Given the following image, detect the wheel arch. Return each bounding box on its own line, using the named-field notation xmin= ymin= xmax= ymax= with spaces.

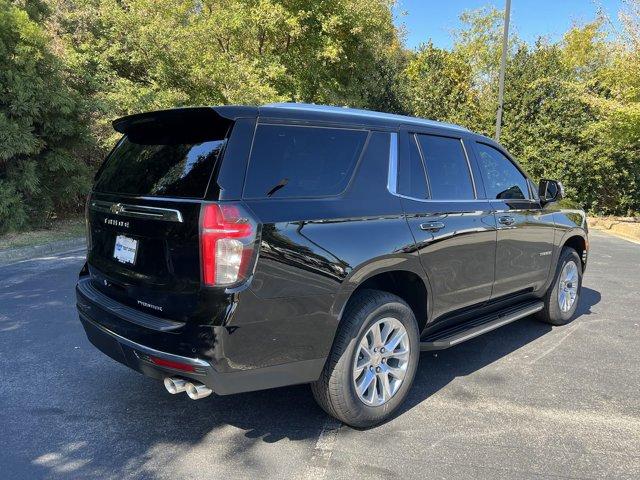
xmin=560 ymin=232 xmax=588 ymax=271
xmin=333 ymin=266 xmax=431 ymax=335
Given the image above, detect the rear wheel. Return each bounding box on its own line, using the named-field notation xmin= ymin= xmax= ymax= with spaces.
xmin=537 ymin=247 xmax=582 ymax=326
xmin=311 ymin=289 xmax=420 ymax=428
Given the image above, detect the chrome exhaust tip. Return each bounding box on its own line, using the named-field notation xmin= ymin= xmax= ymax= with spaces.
xmin=185 ymin=381 xmax=213 ymax=400
xmin=164 ymin=377 xmax=188 ymax=394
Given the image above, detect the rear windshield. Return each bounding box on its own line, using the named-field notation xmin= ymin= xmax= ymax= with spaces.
xmin=94 ymin=137 xmax=225 ymax=198
xmin=244 ymin=125 xmax=368 ymax=199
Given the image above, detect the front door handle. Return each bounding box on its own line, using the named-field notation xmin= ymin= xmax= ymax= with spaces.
xmin=498 ymin=215 xmax=515 ymax=226
xmin=420 ymin=221 xmax=445 ymax=232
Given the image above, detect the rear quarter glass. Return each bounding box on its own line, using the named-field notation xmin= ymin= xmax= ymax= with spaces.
xmin=94 ymin=137 xmax=226 ymax=199
xmin=243 ymin=124 xmax=368 ymax=199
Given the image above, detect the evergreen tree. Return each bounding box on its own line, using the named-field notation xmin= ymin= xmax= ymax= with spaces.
xmin=0 ymin=0 xmax=92 ymax=231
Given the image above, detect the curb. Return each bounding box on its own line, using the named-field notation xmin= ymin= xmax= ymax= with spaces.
xmin=0 ymin=237 xmax=86 ymax=265
xmin=590 ymin=229 xmax=640 ymax=246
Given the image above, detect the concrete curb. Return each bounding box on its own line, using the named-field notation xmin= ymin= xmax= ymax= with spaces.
xmin=0 ymin=237 xmax=86 ymax=265
xmin=588 ymin=216 xmax=640 ymax=244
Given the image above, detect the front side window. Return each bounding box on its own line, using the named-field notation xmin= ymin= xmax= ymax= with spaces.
xmin=244 ymin=125 xmax=367 ymax=199
xmin=416 ymin=134 xmax=475 ymax=200
xmin=475 ymin=143 xmax=529 ymax=200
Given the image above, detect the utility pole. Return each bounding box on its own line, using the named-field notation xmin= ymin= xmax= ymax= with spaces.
xmin=495 ymin=0 xmax=512 ymax=142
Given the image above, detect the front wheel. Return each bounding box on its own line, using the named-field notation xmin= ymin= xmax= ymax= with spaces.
xmin=311 ymin=289 xmax=420 ymax=428
xmin=537 ymin=247 xmax=583 ymax=326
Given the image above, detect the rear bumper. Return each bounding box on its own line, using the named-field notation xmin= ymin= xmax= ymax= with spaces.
xmin=76 ymin=278 xmax=326 ymax=395
xmin=79 ymin=312 xmax=212 ymax=383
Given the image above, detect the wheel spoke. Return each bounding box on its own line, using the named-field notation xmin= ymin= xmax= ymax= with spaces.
xmin=354 ymin=359 xmax=368 ymax=377
xmin=367 ymin=374 xmax=378 ymax=404
xmin=371 ymin=323 xmax=383 ymax=348
xmin=379 ymin=321 xmax=393 ymax=345
xmin=389 ymin=348 xmax=409 ymax=362
xmin=357 ymin=368 xmax=375 ymax=396
xmin=384 ymin=330 xmax=406 ymax=354
xmin=378 ymin=372 xmax=392 ymax=401
xmin=386 ymin=363 xmax=406 ymax=380
xmin=359 ymin=336 xmax=372 ymax=359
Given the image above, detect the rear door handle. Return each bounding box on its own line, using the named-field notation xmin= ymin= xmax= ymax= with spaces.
xmin=420 ymin=221 xmax=445 ymax=232
xmin=498 ymin=215 xmax=515 ymax=226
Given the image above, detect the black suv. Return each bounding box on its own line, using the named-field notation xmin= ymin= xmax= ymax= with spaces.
xmin=77 ymin=103 xmax=588 ymax=427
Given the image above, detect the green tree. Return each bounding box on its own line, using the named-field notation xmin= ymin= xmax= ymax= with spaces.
xmin=0 ymin=0 xmax=92 ymax=232
xmin=3 ymin=0 xmax=639 ymax=228
xmin=452 ymin=5 xmax=514 ymax=135
xmin=48 ymin=0 xmax=404 ymax=147
xmin=499 ymin=42 xmax=601 ymax=209
xmin=496 ymin=18 xmax=640 ymax=215
xmin=401 ymin=42 xmax=480 ymax=129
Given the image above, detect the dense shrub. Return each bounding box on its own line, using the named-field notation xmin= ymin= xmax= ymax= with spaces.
xmin=0 ymin=0 xmax=92 ymax=232
xmin=1 ymin=1 xmax=639 ymax=232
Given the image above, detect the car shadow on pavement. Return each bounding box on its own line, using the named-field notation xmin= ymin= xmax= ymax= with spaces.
xmin=574 ymin=287 xmax=601 ymax=316
xmin=19 ymin=288 xmax=602 ymax=479
xmin=392 ymin=286 xmax=602 ymax=423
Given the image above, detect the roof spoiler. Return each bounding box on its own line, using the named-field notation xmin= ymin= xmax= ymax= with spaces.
xmin=112 ymin=107 xmax=236 ymax=144
xmin=112 ymin=105 xmax=257 ymax=144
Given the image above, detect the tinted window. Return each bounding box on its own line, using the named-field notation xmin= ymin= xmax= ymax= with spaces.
xmin=244 ymin=125 xmax=367 ymax=199
xmin=528 ymin=179 xmax=539 ymax=200
xmin=95 ymin=137 xmax=224 ymax=198
xmin=475 ymin=143 xmax=529 ymax=200
xmin=397 ymin=134 xmax=428 ymax=199
xmin=416 ymin=135 xmax=475 ymax=200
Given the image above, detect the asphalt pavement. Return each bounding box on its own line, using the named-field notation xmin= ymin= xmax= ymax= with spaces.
xmin=0 ymin=231 xmax=638 ymax=479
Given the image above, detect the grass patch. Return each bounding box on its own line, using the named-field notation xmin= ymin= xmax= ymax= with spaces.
xmin=0 ymin=218 xmax=85 ymax=251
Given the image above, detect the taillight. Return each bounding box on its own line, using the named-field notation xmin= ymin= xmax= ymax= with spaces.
xmin=199 ymin=203 xmax=259 ymax=287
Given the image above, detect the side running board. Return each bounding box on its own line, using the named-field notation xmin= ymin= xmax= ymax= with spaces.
xmin=420 ymin=301 xmax=544 ymax=351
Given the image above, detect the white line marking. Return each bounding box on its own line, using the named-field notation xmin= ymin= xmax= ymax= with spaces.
xmin=304 ymin=417 xmax=342 ymax=480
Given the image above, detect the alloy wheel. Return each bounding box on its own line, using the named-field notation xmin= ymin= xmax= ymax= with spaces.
xmin=352 ymin=317 xmax=410 ymax=406
xmin=558 ymin=260 xmax=579 ymax=312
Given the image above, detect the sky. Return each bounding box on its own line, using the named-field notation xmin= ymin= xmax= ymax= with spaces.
xmin=394 ymin=0 xmax=627 ymax=50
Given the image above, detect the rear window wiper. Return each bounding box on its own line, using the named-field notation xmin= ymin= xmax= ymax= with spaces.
xmin=266 ymin=178 xmax=289 ymax=197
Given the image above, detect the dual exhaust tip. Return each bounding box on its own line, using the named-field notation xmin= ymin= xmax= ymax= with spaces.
xmin=164 ymin=377 xmax=212 ymax=400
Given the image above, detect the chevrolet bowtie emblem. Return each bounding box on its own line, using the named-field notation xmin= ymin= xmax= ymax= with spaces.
xmin=110 ymin=203 xmax=124 ymax=215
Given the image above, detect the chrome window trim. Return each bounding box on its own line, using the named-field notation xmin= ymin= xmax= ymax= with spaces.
xmin=460 ymin=139 xmax=478 ymax=199
xmin=90 ymin=200 xmax=184 ymax=223
xmin=413 ymin=133 xmax=432 ymax=198
xmin=387 ymin=132 xmax=399 ymax=195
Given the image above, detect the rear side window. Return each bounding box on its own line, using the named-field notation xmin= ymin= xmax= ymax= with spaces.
xmin=416 ymin=134 xmax=475 ymax=200
xmin=397 ymin=134 xmax=429 ymax=199
xmin=475 ymin=143 xmax=529 ymax=200
xmin=244 ymin=125 xmax=367 ymax=199
xmin=95 ymin=137 xmax=225 ymax=198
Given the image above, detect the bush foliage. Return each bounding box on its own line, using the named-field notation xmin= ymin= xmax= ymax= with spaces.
xmin=1 ymin=0 xmax=639 ymax=231
xmin=1 ymin=0 xmax=92 ymax=231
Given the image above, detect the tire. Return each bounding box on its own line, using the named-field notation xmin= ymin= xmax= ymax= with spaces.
xmin=311 ymin=289 xmax=420 ymax=428
xmin=536 ymin=247 xmax=583 ymax=326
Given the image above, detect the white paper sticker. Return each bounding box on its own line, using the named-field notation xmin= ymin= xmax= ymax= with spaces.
xmin=113 ymin=235 xmax=138 ymax=265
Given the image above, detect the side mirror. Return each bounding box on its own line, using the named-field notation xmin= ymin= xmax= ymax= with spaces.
xmin=538 ymin=179 xmax=564 ymax=204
